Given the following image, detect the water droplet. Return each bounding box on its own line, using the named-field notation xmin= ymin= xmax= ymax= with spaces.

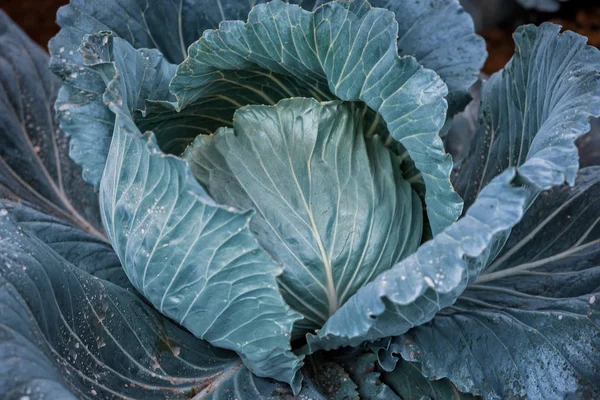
xmin=424 ymin=276 xmax=434 ymax=288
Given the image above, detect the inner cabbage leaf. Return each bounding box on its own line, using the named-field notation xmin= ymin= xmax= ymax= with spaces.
xmin=172 ymin=0 xmax=461 ymax=235
xmin=185 ymin=98 xmax=423 ymax=335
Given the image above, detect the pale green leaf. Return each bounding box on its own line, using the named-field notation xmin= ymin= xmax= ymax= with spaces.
xmin=99 ymin=83 xmax=303 ymax=391
xmin=184 ymin=98 xmax=422 ymax=336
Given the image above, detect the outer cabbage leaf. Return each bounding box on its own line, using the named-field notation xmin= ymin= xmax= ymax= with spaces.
xmin=307 ymin=23 xmax=600 ymax=351
xmin=0 ymin=16 xmax=312 ymax=398
xmin=304 ymin=0 xmax=485 ymax=117
xmin=171 ymin=0 xmax=462 ymax=235
xmin=0 ymin=11 xmax=103 ymax=240
xmin=184 ymin=98 xmax=423 ymax=335
xmin=0 ymin=209 xmax=329 ymax=400
xmin=454 ymin=23 xmax=600 ymax=209
xmin=370 ymin=0 xmax=486 ymax=117
xmin=380 ymin=360 xmax=473 ymax=400
xmin=445 ymin=79 xmax=482 ymax=164
xmin=336 ymin=352 xmax=400 ymax=400
xmin=384 ymin=167 xmax=600 ymax=399
xmin=50 ymin=0 xmax=484 ymax=193
xmin=48 ymin=0 xmax=267 ymax=186
xmin=99 ymin=57 xmax=303 ymax=390
xmin=1 ymin=202 xmax=130 ymax=289
xmin=51 ymin=30 xmax=176 ymax=186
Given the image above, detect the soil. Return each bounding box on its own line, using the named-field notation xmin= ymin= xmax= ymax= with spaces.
xmin=2 ymin=0 xmax=599 ymax=74
xmin=3 ymin=0 xmax=68 ymax=51
xmin=481 ymin=1 xmax=600 ymax=74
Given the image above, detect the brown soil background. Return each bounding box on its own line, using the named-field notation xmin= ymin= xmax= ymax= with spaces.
xmin=2 ymin=0 xmax=600 ymax=75
xmin=482 ymin=1 xmax=600 ymax=74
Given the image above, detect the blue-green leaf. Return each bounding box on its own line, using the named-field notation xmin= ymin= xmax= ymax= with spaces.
xmin=50 ymin=0 xmax=263 ymax=65
xmin=50 ymin=0 xmax=484 ymax=192
xmin=172 ymin=0 xmax=461 ymax=235
xmin=385 ymin=166 xmax=600 ymax=399
xmin=445 ymin=79 xmax=481 ymax=164
xmin=184 ymin=98 xmax=422 ymax=336
xmin=99 ymin=71 xmax=303 ymax=390
xmin=380 ymin=359 xmax=473 ymax=400
xmin=51 ymin=30 xmax=177 ymax=186
xmin=370 ymin=0 xmax=486 ymax=117
xmin=48 ymin=0 xmax=330 ymax=188
xmin=2 ymin=202 xmax=130 ymax=289
xmin=48 ymin=0 xmax=266 ymax=187
xmin=0 ymin=11 xmax=103 ymax=240
xmin=308 ymin=168 xmax=529 ymax=351
xmin=454 ymin=23 xmax=600 ymax=209
xmin=338 ymin=352 xmax=401 ymax=400
xmin=308 ymin=23 xmax=600 ymax=353
xmin=0 ymin=207 xmax=327 ymax=400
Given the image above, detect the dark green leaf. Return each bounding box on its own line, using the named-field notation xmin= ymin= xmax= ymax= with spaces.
xmin=370 ymin=0 xmax=486 ymax=117
xmin=0 ymin=11 xmax=103 ymax=240
xmin=2 ymin=202 xmax=130 ymax=289
xmin=308 ymin=23 xmax=600 ymax=354
xmin=381 ymin=360 xmax=473 ymax=400
xmin=454 ymin=23 xmax=600 ymax=209
xmin=340 ymin=352 xmax=401 ymax=400
xmin=0 ymin=207 xmax=318 ymax=400
xmin=386 ymin=167 xmax=600 ymax=399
